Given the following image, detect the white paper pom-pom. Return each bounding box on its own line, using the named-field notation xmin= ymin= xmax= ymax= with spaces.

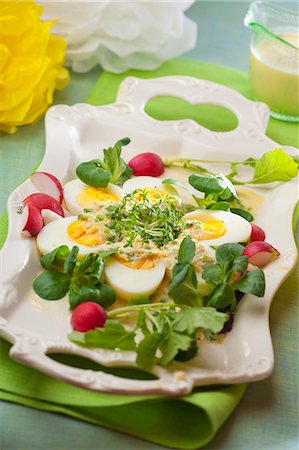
xmin=39 ymin=0 xmax=197 ymax=73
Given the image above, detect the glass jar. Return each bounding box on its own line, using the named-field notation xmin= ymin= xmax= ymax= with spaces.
xmin=244 ymin=1 xmax=299 ymax=122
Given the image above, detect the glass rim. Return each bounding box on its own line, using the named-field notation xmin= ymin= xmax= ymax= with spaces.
xmin=244 ymin=1 xmax=299 ymax=53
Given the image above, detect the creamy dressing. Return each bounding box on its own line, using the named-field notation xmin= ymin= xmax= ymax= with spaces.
xmin=250 ymin=32 xmax=299 ymax=116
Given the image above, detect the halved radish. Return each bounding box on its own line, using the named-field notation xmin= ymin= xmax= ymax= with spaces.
xmin=242 ymin=241 xmax=280 ymax=268
xmin=21 ymin=204 xmax=44 ymax=237
xmin=250 ymin=223 xmax=266 ymax=242
xmin=24 ymin=193 xmax=64 ymax=217
xmin=30 ymin=172 xmax=63 ymax=204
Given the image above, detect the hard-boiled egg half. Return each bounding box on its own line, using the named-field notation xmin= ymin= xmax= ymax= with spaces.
xmin=122 ymin=176 xmax=176 ymax=203
xmin=36 ymin=216 xmax=108 ymax=256
xmin=63 ymin=179 xmax=124 ymax=215
xmin=104 ymin=255 xmax=165 ymax=300
xmin=184 ymin=210 xmax=251 ymax=246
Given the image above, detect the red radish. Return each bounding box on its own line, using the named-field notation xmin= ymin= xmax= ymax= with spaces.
xmin=250 ymin=223 xmax=266 ymax=242
xmin=24 ymin=193 xmax=64 ymax=217
xmin=30 ymin=172 xmax=63 ymax=204
xmin=71 ymin=302 xmax=107 ymax=332
xmin=242 ymin=241 xmax=280 ymax=268
xmin=21 ymin=204 xmax=44 ymax=237
xmin=128 ymin=152 xmax=164 ymax=177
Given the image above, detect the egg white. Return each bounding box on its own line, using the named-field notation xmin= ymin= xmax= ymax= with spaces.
xmin=122 ymin=176 xmax=165 ymax=193
xmin=104 ymin=258 xmax=166 ymax=300
xmin=36 ymin=216 xmax=107 ymax=256
xmin=63 ymin=179 xmax=124 ymax=215
xmin=184 ymin=210 xmax=251 ymax=246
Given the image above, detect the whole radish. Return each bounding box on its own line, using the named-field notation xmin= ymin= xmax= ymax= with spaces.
xmin=128 ymin=153 xmax=164 ymax=177
xmin=71 ymin=302 xmax=107 ymax=332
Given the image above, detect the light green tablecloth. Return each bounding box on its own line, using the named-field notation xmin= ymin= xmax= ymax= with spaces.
xmin=0 ymin=58 xmax=298 ymax=450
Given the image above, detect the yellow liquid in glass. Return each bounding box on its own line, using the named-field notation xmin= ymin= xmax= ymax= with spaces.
xmin=250 ymin=32 xmax=299 ymax=118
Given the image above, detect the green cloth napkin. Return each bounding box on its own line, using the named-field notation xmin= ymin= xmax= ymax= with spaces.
xmin=0 ymin=58 xmax=298 ymax=450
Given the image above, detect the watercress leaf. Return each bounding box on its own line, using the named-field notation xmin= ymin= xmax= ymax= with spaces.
xmin=250 ymin=148 xmax=298 ymax=184
xmin=178 ymin=236 xmax=195 ymax=263
xmin=76 ymin=160 xmax=111 ymax=187
xmin=218 ymin=174 xmax=238 ymax=199
xmin=173 ymin=306 xmax=229 ymax=334
xmin=193 ymin=196 xmax=208 ymax=209
xmin=189 ymin=174 xmax=227 ymax=194
xmin=68 ymin=285 xmax=80 ymax=310
xmin=103 ymin=138 xmax=131 ymax=184
xmin=170 ymin=262 xmax=190 ymax=284
xmin=96 ymin=248 xmax=118 ymax=259
xmin=137 ymin=309 xmax=150 ymax=336
xmin=181 ymin=203 xmax=198 ymax=214
xmin=202 ymin=263 xmax=223 ymax=284
xmin=229 ymin=255 xmax=248 ymax=276
xmin=235 ymin=268 xmax=265 ymax=297
xmin=63 ymin=246 xmax=79 ymax=276
xmin=115 ymin=137 xmax=131 ymax=148
xmin=207 ymin=201 xmax=231 ymax=211
xmin=73 ymin=253 xmax=105 ymax=285
xmin=128 ymin=295 xmax=151 ymax=306
xmin=243 ymin=157 xmax=257 ymax=168
xmin=40 ymin=245 xmax=70 ymax=269
xmin=174 ymin=337 xmax=198 ymax=362
xmin=219 ymin=187 xmax=234 ymax=201
xmin=68 ymin=319 xmax=137 ymax=351
xmin=33 ymin=270 xmax=71 ymax=300
xmin=136 ymin=332 xmax=160 ymax=371
xmin=169 ymin=263 xmax=202 ymax=307
xmin=93 ymin=283 xmax=116 ymax=308
xmin=162 ymin=178 xmax=197 ymax=196
xmin=216 ymin=243 xmax=245 ymax=265
xmin=159 ymin=330 xmax=191 ymax=366
xmin=207 ymin=282 xmax=236 ymax=309
xmin=115 ymin=163 xmax=133 ymax=187
xmin=230 ymin=207 xmax=254 ymax=222
xmin=69 ymin=283 xmax=116 ymax=310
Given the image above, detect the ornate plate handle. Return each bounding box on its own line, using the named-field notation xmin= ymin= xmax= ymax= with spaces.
xmin=116 ymin=75 xmax=279 ymax=154
xmin=7 ymin=335 xmax=193 ymax=396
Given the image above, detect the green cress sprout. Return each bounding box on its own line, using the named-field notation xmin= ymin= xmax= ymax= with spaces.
xmin=106 ymin=191 xmax=186 ymax=247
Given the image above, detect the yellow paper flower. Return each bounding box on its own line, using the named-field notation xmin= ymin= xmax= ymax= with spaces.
xmin=0 ymin=1 xmax=69 ymax=133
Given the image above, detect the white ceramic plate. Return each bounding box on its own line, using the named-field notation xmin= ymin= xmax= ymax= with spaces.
xmin=0 ymin=76 xmax=297 ymax=396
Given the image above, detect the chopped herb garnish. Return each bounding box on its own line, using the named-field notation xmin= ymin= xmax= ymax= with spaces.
xmin=106 ymin=190 xmax=186 ymax=247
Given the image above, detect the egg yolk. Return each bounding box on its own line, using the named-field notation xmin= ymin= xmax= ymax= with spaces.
xmin=67 ymin=220 xmax=106 ymax=246
xmin=133 ymin=188 xmax=168 ymax=203
xmin=188 ymin=214 xmax=226 ymax=240
xmin=77 ymin=187 xmax=119 ymax=207
xmin=116 ymin=254 xmax=159 ymax=270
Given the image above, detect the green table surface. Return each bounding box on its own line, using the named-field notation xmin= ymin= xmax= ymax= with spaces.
xmin=0 ymin=2 xmax=298 ymax=450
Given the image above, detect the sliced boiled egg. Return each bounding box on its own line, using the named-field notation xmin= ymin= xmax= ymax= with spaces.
xmin=122 ymin=176 xmax=175 ymax=203
xmin=104 ymin=255 xmax=166 ymax=300
xmin=36 ymin=216 xmax=108 ymax=255
xmin=63 ymin=179 xmax=124 ymax=215
xmin=184 ymin=210 xmax=251 ymax=246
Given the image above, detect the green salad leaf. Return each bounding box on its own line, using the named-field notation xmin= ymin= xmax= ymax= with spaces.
xmin=250 ymin=148 xmax=298 ymax=184
xmin=76 ymin=138 xmax=132 ymax=187
xmin=33 ymin=246 xmax=116 ymax=309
